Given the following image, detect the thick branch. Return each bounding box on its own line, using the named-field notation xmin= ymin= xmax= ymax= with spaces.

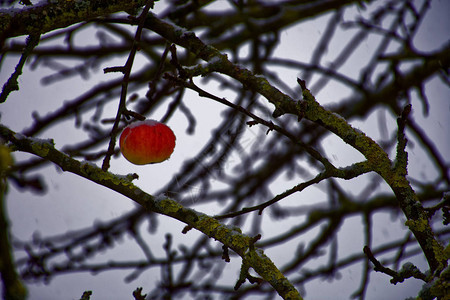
xmin=0 ymin=0 xmax=147 ymax=40
xmin=0 ymin=124 xmax=302 ymax=300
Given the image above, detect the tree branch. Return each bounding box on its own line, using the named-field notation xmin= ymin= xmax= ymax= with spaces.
xmin=0 ymin=34 xmax=40 ymax=103
xmin=0 ymin=145 xmax=27 ymax=300
xmin=101 ymin=0 xmax=155 ymax=171
xmin=0 ymin=0 xmax=148 ymax=41
xmin=0 ymin=124 xmax=302 ymax=300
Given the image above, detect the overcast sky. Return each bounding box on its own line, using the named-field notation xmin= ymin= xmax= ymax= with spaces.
xmin=1 ymin=1 xmax=449 ymax=299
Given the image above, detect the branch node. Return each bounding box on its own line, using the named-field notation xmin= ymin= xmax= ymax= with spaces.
xmin=182 ymin=225 xmax=193 ymax=234
xmin=123 ymin=110 xmax=146 ymax=121
xmin=297 ymin=77 xmax=306 ymax=90
xmin=103 ymin=66 xmax=126 ymax=74
xmin=250 ymin=234 xmax=262 ymax=246
xmin=222 ymin=245 xmax=230 ymax=262
xmin=132 ymin=287 xmax=147 ymax=300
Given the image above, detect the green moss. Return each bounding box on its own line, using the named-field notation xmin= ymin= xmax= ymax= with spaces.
xmin=444 ymin=242 xmax=450 ymax=260
xmin=230 ymin=231 xmax=251 ymax=251
xmin=78 ymin=162 xmax=135 ymax=189
xmin=302 ymin=92 xmax=394 ymax=178
xmin=429 ymin=267 xmax=450 ymax=299
xmin=212 ymin=224 xmax=234 ymax=244
xmin=431 ymin=239 xmax=447 ymax=271
xmin=284 ymin=290 xmax=302 ymax=300
xmin=245 ymin=248 xmax=302 ymax=299
xmin=157 ymin=198 xmax=184 ymax=214
xmin=196 ymin=214 xmax=220 ymax=235
xmin=390 ymin=175 xmax=412 ymax=189
xmin=193 ymin=215 xmax=250 ymax=253
xmin=405 ymin=218 xmax=429 ymax=232
xmin=302 ymin=88 xmax=315 ymax=102
xmin=30 ymin=140 xmax=51 ymax=157
xmin=111 ymin=176 xmax=128 ymax=186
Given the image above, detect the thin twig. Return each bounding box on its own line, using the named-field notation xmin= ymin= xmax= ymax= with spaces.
xmin=363 ymin=245 xmax=428 ymax=284
xmin=215 ymin=171 xmax=330 ymax=220
xmin=101 ymin=1 xmax=155 ymax=171
xmin=0 ymin=34 xmax=40 ymax=103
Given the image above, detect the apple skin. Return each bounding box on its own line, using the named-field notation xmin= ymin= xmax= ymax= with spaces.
xmin=119 ymin=120 xmax=176 ymax=165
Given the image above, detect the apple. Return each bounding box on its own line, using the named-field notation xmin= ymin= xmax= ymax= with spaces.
xmin=119 ymin=120 xmax=176 ymax=165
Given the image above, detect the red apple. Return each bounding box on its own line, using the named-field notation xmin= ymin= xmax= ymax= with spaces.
xmin=119 ymin=120 xmax=176 ymax=165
